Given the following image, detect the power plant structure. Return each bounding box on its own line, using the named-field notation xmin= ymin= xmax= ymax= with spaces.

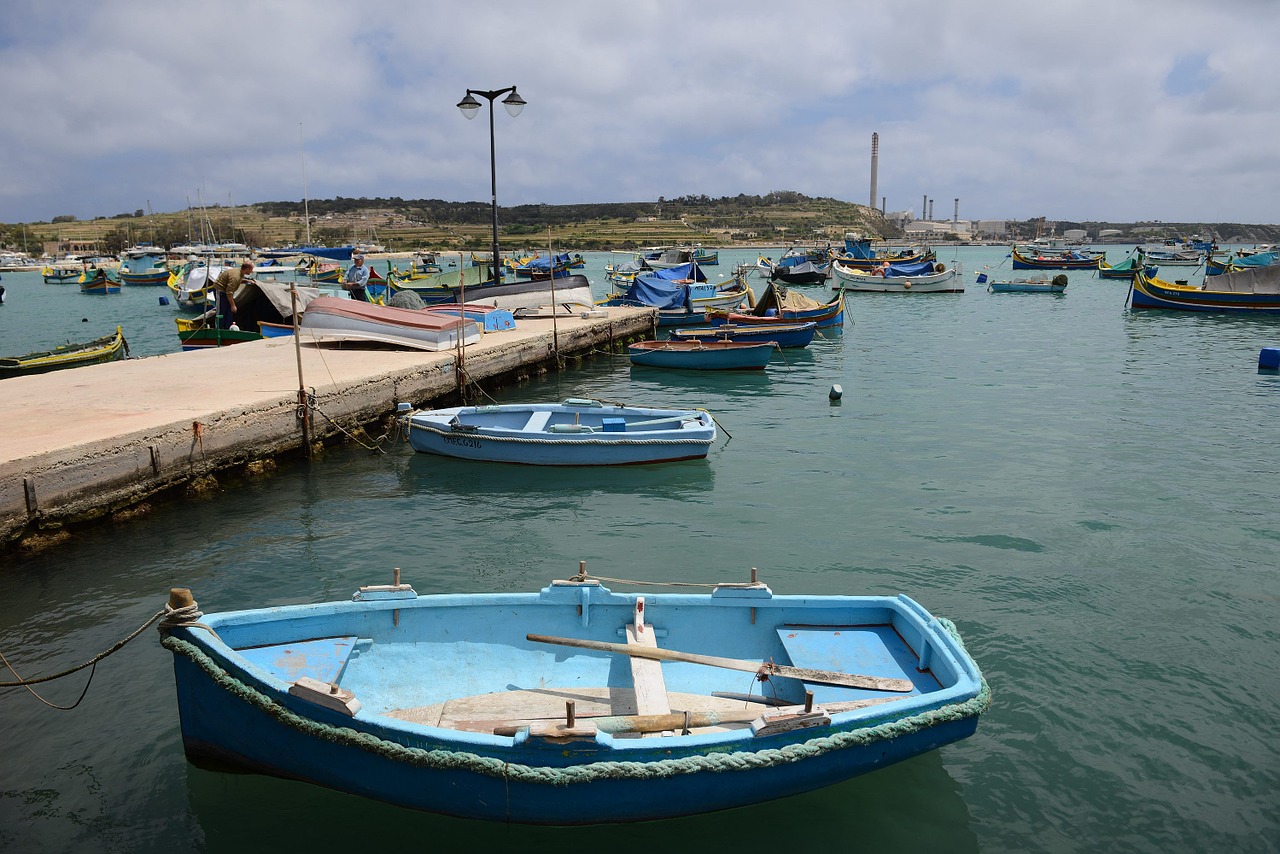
xmin=869 ymin=133 xmax=879 ymax=210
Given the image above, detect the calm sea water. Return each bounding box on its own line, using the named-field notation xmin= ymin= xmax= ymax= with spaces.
xmin=2 ymin=248 xmax=1277 ymax=852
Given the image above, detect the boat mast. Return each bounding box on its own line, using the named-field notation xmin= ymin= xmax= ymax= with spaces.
xmin=548 ymin=225 xmax=559 ymax=366
xmin=300 ymin=123 xmax=311 ymax=246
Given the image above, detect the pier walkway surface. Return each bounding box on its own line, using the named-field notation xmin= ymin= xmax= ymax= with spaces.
xmin=1 ymin=307 xmax=654 ymax=547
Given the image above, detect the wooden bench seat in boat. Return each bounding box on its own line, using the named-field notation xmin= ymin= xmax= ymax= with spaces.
xmin=235 ymin=636 xmax=360 ymax=685
xmin=524 ymin=410 xmax=553 ymax=432
xmin=626 ymin=597 xmax=671 ymax=732
xmin=384 ymin=687 xmax=757 ymax=735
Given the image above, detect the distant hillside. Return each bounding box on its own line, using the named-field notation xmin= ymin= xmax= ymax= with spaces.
xmin=252 ymin=191 xmax=896 ymax=250
xmin=5 ymin=193 xmax=1278 ymax=254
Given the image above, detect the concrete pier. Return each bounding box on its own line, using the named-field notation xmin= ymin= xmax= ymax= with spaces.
xmin=1 ymin=307 xmax=655 ymax=549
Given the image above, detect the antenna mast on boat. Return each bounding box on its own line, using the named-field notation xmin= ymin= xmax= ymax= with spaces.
xmin=300 ymin=123 xmax=311 ymax=245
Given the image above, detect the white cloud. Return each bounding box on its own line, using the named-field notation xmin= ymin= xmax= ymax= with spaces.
xmin=1 ymin=0 xmax=1277 ymax=224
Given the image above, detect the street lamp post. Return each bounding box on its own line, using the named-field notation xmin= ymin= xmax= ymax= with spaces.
xmin=456 ymin=86 xmax=526 ymax=284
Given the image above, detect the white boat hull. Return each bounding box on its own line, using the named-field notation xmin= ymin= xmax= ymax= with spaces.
xmin=832 ymin=261 xmax=963 ymax=293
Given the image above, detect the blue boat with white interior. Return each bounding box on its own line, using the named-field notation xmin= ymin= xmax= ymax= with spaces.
xmin=402 ymin=398 xmax=718 ymax=465
xmin=159 ymin=567 xmax=988 ymax=823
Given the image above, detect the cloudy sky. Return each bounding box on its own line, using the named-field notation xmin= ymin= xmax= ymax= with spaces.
xmin=2 ymin=0 xmax=1277 ymax=226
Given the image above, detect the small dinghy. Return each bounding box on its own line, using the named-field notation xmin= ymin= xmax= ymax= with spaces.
xmin=627 ymin=339 xmax=775 ymax=370
xmin=159 ymin=564 xmax=988 ymax=824
xmin=402 ymin=398 xmax=718 ymax=465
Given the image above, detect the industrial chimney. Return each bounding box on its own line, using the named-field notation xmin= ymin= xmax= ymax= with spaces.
xmin=954 ymin=198 xmax=959 ymax=223
xmin=869 ymin=133 xmax=879 ymax=210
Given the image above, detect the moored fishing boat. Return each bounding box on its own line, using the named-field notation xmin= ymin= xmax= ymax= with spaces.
xmin=708 ymin=281 xmax=844 ymax=328
xmin=1129 ymin=267 xmax=1280 ymax=314
xmin=404 ymin=399 xmax=717 ymax=465
xmin=770 ymin=259 xmax=830 ymax=284
xmin=175 ymin=319 xmax=263 ymax=350
xmin=168 ymin=260 xmax=227 ymax=311
xmin=300 ymin=297 xmax=480 ymax=351
xmin=78 ymin=268 xmax=120 ymax=294
xmin=627 ymin=339 xmax=776 ymax=370
xmin=118 ymin=246 xmax=170 ymax=285
xmin=388 ymin=265 xmax=594 ymax=312
xmin=1096 ymin=256 xmax=1156 ymax=280
xmin=604 ymin=263 xmax=750 ymax=327
xmin=1010 ymin=247 xmax=1100 ymax=270
xmin=1205 ymin=249 xmax=1278 ymax=277
xmin=41 ymin=264 xmax=82 ymax=283
xmin=176 ymin=280 xmax=321 ymax=350
xmin=832 ymin=260 xmax=962 ymax=293
xmin=829 ymin=233 xmax=931 ymax=270
xmin=985 ymin=275 xmax=1067 ymax=293
xmin=158 ymin=567 xmax=987 ymax=823
xmin=1 ymin=326 xmax=128 ymax=377
xmin=671 ymin=321 xmax=817 ymax=349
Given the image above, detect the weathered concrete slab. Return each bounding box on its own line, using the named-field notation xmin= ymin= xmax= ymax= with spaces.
xmin=0 ymin=308 xmax=654 ymax=547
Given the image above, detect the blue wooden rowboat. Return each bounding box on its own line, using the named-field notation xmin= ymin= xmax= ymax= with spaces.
xmin=628 ymin=339 xmax=775 ymax=370
xmin=159 ymin=569 xmax=988 ymax=823
xmin=986 ymin=275 xmax=1068 ymax=293
xmin=403 ymin=398 xmax=717 ymax=465
xmin=671 ymin=320 xmax=817 ymax=348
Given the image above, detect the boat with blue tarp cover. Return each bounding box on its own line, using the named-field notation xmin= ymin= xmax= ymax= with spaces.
xmin=1096 ymin=256 xmax=1156 ymax=280
xmin=832 ymin=259 xmax=962 ymax=293
xmin=604 ymin=262 xmax=749 ymax=326
xmin=403 ymin=398 xmax=718 ymax=465
xmin=159 ymin=567 xmax=987 ymax=824
xmin=513 ymin=252 xmax=574 ymax=280
xmin=1206 ymin=250 xmax=1277 ymax=277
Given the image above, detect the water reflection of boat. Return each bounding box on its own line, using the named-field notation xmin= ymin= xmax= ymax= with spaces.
xmin=401 ymin=450 xmax=716 ymax=501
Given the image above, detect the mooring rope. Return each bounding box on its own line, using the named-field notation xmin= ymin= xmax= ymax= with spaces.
xmin=0 ymin=599 xmax=214 ymax=703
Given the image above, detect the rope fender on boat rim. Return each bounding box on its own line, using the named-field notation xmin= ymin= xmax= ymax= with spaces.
xmin=159 ymin=618 xmax=990 ymax=787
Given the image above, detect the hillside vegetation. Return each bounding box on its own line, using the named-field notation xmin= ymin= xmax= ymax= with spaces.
xmin=4 ymin=192 xmax=1278 ymax=255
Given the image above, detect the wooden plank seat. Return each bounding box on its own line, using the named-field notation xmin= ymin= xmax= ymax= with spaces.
xmin=384 ymin=687 xmax=758 ymax=736
xmin=626 ymin=597 xmax=670 ymax=735
xmin=524 ymin=410 xmax=553 ymax=432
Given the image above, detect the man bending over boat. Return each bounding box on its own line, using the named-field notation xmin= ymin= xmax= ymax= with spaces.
xmin=343 ymin=253 xmax=370 ymax=302
xmin=211 ymin=261 xmax=256 ymax=329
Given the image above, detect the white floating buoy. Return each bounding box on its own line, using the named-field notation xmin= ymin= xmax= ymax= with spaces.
xmin=829 ymin=384 xmax=843 ymax=401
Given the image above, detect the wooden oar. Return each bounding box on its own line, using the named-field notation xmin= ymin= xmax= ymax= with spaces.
xmin=487 ymin=696 xmax=900 ymax=737
xmin=525 ymin=633 xmax=916 ymax=692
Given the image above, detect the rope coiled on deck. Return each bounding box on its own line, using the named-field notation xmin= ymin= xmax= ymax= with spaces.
xmin=159 ymin=618 xmax=989 ymax=787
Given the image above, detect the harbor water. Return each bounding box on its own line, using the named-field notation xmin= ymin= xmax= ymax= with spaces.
xmin=1 ymin=248 xmax=1277 ymax=852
